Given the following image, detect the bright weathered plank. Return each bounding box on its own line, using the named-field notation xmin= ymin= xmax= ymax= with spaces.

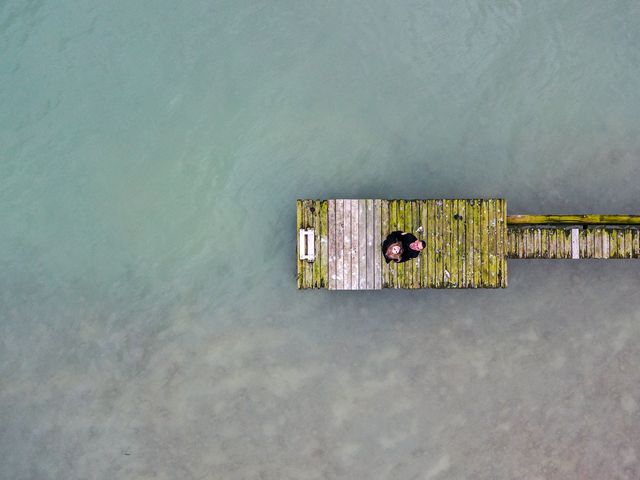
xmin=374 ymin=199 xmax=382 ymax=289
xmin=328 ymin=200 xmax=336 ymax=289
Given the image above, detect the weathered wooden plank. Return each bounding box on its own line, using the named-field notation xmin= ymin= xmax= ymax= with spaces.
xmin=602 ymin=228 xmax=610 ymax=259
xmin=348 ymin=199 xmax=358 ymax=289
xmin=487 ymin=203 xmax=494 ymax=282
xmin=366 ymin=199 xmax=375 ymax=290
xmin=465 ymin=200 xmax=474 ymax=286
xmin=442 ymin=199 xmax=449 ymax=287
xmin=577 ymin=228 xmax=584 ymax=258
xmin=328 ymin=200 xmax=336 ymax=289
xmin=458 ymin=200 xmax=466 ymax=288
xmin=617 ymin=229 xmax=625 ymax=259
xmin=411 ymin=200 xmax=421 ymax=289
xmin=449 ymin=200 xmax=458 ymax=287
xmin=564 ymin=229 xmax=572 ymax=258
xmin=343 ymin=199 xmax=352 ymax=289
xmin=381 ymin=200 xmax=390 ymax=287
xmin=502 ymin=201 xmax=508 ymax=286
xmin=509 ymin=227 xmax=515 ymax=256
xmin=541 ymin=228 xmax=549 ymax=259
xmin=389 ymin=200 xmax=398 ymax=288
xmin=624 ymin=229 xmax=633 ymax=258
xmin=549 ymin=228 xmax=557 ymax=259
xmin=586 ymin=228 xmax=593 ymax=258
xmin=457 ymin=199 xmax=465 ymax=286
xmin=397 ymin=200 xmax=406 ymax=288
xmin=320 ymin=201 xmax=328 ymax=287
xmin=310 ymin=200 xmax=318 ymax=287
xmin=357 ymin=200 xmax=367 ymax=290
xmin=374 ymin=199 xmax=382 ymax=289
xmin=497 ymin=199 xmax=506 ymax=286
xmin=608 ymin=229 xmax=617 ymax=259
xmin=570 ymin=228 xmax=579 ymax=259
xmin=536 ymin=228 xmax=542 ymax=258
xmin=480 ymin=200 xmax=489 ymax=286
xmin=488 ymin=200 xmax=497 ymax=285
xmin=492 ymin=201 xmax=499 ymax=282
xmin=618 ymin=229 xmax=626 ymax=258
xmin=594 ymin=227 xmax=602 ymax=259
xmin=427 ymin=200 xmax=436 ymax=287
xmin=617 ymin=228 xmax=624 ymax=258
xmin=441 ymin=200 xmax=450 ymax=287
xmin=312 ymin=200 xmax=321 ymax=287
xmin=335 ymin=199 xmax=344 ymax=289
xmin=432 ymin=200 xmax=440 ymax=287
xmin=420 ymin=200 xmax=428 ymax=288
xmin=402 ymin=199 xmax=409 ymax=288
xmin=634 ymin=229 xmax=640 ymax=258
xmin=473 ymin=200 xmax=481 ymax=287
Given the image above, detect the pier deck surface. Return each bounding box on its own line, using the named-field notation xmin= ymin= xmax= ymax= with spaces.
xmin=297 ymin=199 xmax=507 ymax=289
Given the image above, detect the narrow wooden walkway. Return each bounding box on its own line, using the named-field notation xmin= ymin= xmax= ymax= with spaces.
xmin=507 ymin=226 xmax=640 ymax=259
xmin=297 ymin=199 xmax=507 ymax=289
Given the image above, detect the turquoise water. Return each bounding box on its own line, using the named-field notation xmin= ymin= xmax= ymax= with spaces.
xmin=2 ymin=1 xmax=640 ymax=478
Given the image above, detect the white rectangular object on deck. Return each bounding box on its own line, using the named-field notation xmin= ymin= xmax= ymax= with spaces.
xmin=299 ymin=229 xmax=315 ymax=261
xmin=571 ymin=228 xmax=580 ymax=259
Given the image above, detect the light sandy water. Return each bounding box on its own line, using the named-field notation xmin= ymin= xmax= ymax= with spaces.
xmin=2 ymin=1 xmax=640 ymax=479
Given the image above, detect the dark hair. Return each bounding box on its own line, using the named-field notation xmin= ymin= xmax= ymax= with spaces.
xmin=421 ymin=240 xmax=426 ymax=248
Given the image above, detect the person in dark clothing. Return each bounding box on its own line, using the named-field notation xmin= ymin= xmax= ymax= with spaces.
xmin=382 ymin=231 xmax=426 ymax=263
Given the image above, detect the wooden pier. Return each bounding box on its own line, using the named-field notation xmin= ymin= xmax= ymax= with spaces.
xmin=297 ymin=199 xmax=640 ymax=290
xmin=507 ymin=225 xmax=640 ymax=259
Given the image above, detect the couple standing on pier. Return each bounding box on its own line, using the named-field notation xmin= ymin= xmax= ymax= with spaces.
xmin=382 ymin=230 xmax=426 ymax=264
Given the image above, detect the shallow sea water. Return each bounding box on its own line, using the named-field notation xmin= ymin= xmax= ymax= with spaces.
xmin=2 ymin=1 xmax=640 ymax=478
